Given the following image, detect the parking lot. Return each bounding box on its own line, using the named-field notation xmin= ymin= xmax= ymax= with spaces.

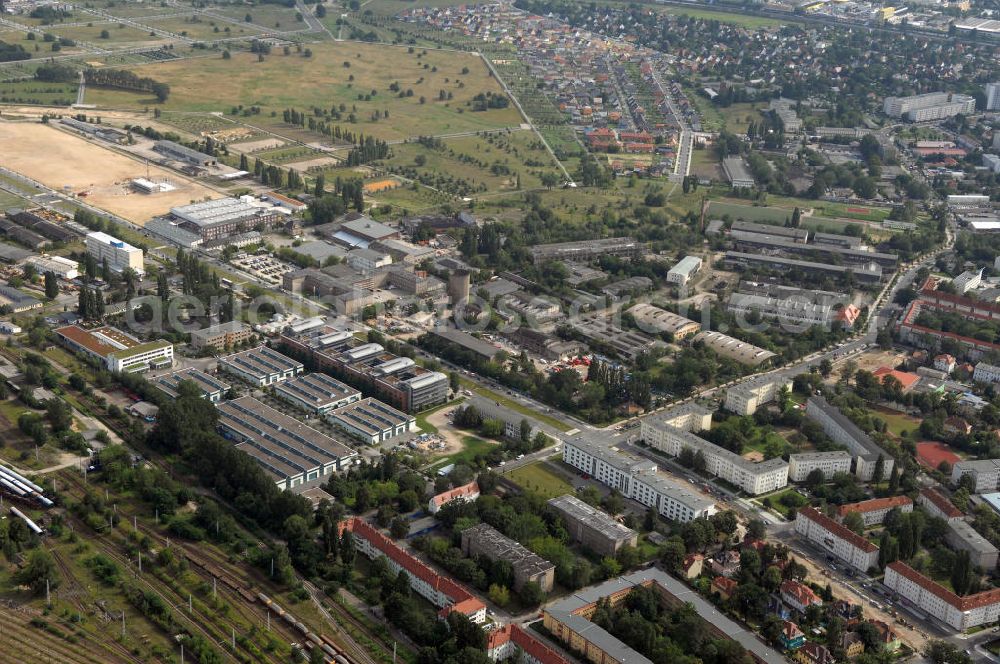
xmin=231 ymin=253 xmax=297 ymax=285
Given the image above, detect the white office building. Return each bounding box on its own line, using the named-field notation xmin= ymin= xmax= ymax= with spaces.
xmin=562 ymin=433 xmax=716 ymax=522
xmin=724 ymin=375 xmax=792 ymax=416
xmin=85 ymin=231 xmax=144 ymax=276
xmin=951 ymin=459 xmax=1000 ymax=493
xmin=666 ymin=255 xmax=703 ymax=287
xmin=788 ymin=451 xmax=852 ymax=482
xmin=641 ymin=414 xmax=788 ymax=495
xmin=986 ymin=82 xmax=1000 ymax=111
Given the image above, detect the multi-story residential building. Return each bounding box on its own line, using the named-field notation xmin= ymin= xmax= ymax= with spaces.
xmin=461 ymin=523 xmax=555 ymax=592
xmin=641 ymin=415 xmax=788 ymax=495
xmin=973 ymin=362 xmax=1000 ymax=385
xmin=794 ymin=507 xmax=880 ymax=572
xmin=190 ymin=321 xmax=254 ymax=351
xmin=945 ymin=519 xmax=999 ymax=569
xmin=918 ymin=487 xmax=964 ymax=522
xmin=838 ymin=496 xmax=913 ymax=527
xmin=724 ymin=375 xmax=792 ymax=416
xmin=427 ymin=481 xmax=479 ymax=515
xmin=548 ymin=494 xmax=639 ymax=556
xmin=485 ymin=624 xmax=571 ymax=664
xmin=805 ymin=396 xmax=894 ymax=481
xmin=987 ymin=82 xmax=1000 ymax=111
xmin=883 ymin=561 xmax=1000 ymax=631
xmin=562 ymin=433 xmax=716 ymax=522
xmin=788 ymin=451 xmax=853 ymax=483
xmin=780 ymin=580 xmax=822 ymax=614
xmin=339 ymin=517 xmax=486 ymax=623
xmin=217 ymin=345 xmax=304 ymax=387
xmin=85 ymin=231 xmax=144 ymax=276
xmin=951 ymin=459 xmax=1000 ymax=493
xmin=543 ymin=568 xmax=785 ymax=664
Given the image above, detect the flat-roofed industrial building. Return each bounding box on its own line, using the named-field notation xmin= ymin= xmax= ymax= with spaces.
xmin=216 ymin=396 xmax=357 ymax=489
xmin=217 ymin=346 xmax=304 ymax=386
xmin=326 ymin=397 xmax=416 ymax=444
xmin=548 ymin=494 xmax=638 ymax=556
xmin=56 ymin=325 xmax=173 ymax=373
xmin=154 ymin=367 xmax=230 ymax=403
xmin=274 ymin=372 xmax=361 ymax=416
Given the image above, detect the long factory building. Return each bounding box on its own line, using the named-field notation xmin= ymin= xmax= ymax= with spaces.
xmin=217 ymin=345 xmax=304 ymax=387
xmin=339 ymin=517 xmax=487 ymax=623
xmin=729 ymin=230 xmax=898 ymax=268
xmin=273 ymin=372 xmax=361 ymax=416
xmin=153 ymin=367 xmax=230 ymax=403
xmin=279 ymin=322 xmax=448 ymax=412
xmin=170 ymin=198 xmax=284 ymax=242
xmin=562 ymin=430 xmax=717 ymax=522
xmin=723 ymin=251 xmax=884 ymax=283
xmin=216 ymin=396 xmax=357 ymax=489
xmin=641 ymin=405 xmax=789 ymax=495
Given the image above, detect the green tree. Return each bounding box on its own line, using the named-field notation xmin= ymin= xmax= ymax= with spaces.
xmin=843 ymin=511 xmax=865 ymax=535
xmin=488 ymin=583 xmax=510 ymax=607
xmin=14 ymin=549 xmax=58 ymax=595
xmin=43 ymin=271 xmax=58 ymax=299
xmin=951 ymin=550 xmax=973 ymax=596
xmin=519 ymin=581 xmax=544 ymax=607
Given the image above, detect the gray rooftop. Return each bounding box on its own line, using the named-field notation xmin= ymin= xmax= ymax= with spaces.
xmin=190 ymin=320 xmax=250 ymax=342
xmin=218 ymin=346 xmax=303 ymax=380
xmin=274 ymin=372 xmax=360 ymax=408
xmin=731 ymin=220 xmax=810 ymax=241
xmin=462 ymin=522 xmax=555 ymax=577
xmin=807 ymin=395 xmax=889 ymax=462
xmin=154 ymin=367 xmax=230 ymax=400
xmin=947 ymin=518 xmax=999 ymax=555
xmin=548 ymin=494 xmax=638 ymax=543
xmin=790 ymin=451 xmax=853 ymax=463
xmin=642 ymin=418 xmax=788 ymax=477
xmin=546 ymin=568 xmax=785 ymax=664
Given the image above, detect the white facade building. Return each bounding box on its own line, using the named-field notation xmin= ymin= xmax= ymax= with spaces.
xmin=724 ymin=375 xmax=792 ymax=416
xmin=666 ymin=256 xmax=703 ymax=286
xmin=839 ymin=496 xmax=913 ymax=527
xmin=562 ymin=434 xmax=716 ymax=522
xmin=641 ymin=414 xmax=788 ymax=495
xmin=23 ymin=255 xmax=79 ymax=280
xmin=987 ymin=82 xmax=1000 ymax=111
xmin=788 ymin=451 xmax=853 ymax=482
xmin=794 ymin=507 xmax=880 ymax=572
xmin=973 ymin=362 xmax=1000 ymax=385
xmin=85 ymin=231 xmax=144 ymax=276
xmin=951 ymin=459 xmax=1000 ymax=493
xmin=805 ymin=396 xmax=894 ymax=481
xmin=883 ymin=561 xmax=1000 ymax=631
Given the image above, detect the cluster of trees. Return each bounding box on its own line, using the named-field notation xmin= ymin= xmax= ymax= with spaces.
xmin=589 ymin=585 xmax=757 ymax=664
xmin=470 ymin=91 xmax=509 ymax=111
xmin=307 ymin=180 xmax=366 ymax=223
xmin=84 ymin=68 xmax=170 ymax=102
xmin=34 ymin=62 xmax=77 ymax=82
xmin=176 ymin=247 xmax=226 ymax=302
xmin=0 ymin=40 xmax=30 ymax=62
xmin=587 ymin=358 xmax=651 ymax=410
xmin=77 ymin=286 xmax=105 ymax=320
xmin=345 ymin=135 xmax=389 ymax=166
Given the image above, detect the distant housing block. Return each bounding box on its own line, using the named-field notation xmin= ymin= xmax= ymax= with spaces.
xmin=548 ymin=494 xmax=638 ymax=556
xmin=461 ymin=522 xmax=555 ymax=592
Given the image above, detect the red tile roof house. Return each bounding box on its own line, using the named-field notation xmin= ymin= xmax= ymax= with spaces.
xmin=339 ymin=517 xmax=486 ymax=623
xmin=486 ymin=624 xmax=571 ymax=664
xmin=711 ymin=575 xmax=738 ymax=600
xmin=869 ymin=620 xmax=901 ymax=652
xmin=680 ymin=553 xmax=703 ymax=579
xmin=917 ymin=487 xmax=964 ymax=522
xmin=427 ymin=481 xmax=480 ymax=514
xmin=796 ymin=642 xmax=835 ymax=664
xmin=780 ymin=579 xmax=822 ymax=614
xmin=779 ymin=620 xmax=805 ymax=650
xmin=838 ymin=496 xmax=913 ymax=527
xmin=944 ymin=417 xmax=973 ymax=436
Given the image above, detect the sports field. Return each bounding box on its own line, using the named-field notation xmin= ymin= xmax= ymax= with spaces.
xmin=80 ymin=42 xmax=522 ymax=142
xmin=0 ymin=122 xmax=221 ymax=225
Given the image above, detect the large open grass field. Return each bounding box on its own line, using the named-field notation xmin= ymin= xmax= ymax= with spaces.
xmin=144 ymin=15 xmax=266 ymax=41
xmin=49 ymin=21 xmax=168 ymax=48
xmin=81 ymin=42 xmax=522 ymax=143
xmin=0 ymin=79 xmax=78 ymax=105
xmin=507 ymin=461 xmax=575 ymax=499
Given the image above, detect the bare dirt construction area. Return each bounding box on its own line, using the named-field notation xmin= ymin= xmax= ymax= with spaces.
xmin=836 ymin=348 xmax=907 ymax=380
xmin=0 ymin=122 xmax=221 ymax=225
xmin=230 ymin=138 xmax=287 ymax=153
xmin=286 ymin=156 xmax=340 ymax=172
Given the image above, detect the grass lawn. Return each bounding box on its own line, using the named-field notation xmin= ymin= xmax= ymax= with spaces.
xmin=653 ymin=5 xmax=794 ymax=27
xmin=49 ymin=22 xmax=166 ymax=47
xmin=760 ymin=488 xmax=808 ymax=518
xmin=82 ymin=42 xmax=522 ymax=142
xmin=464 ymin=381 xmax=572 ymax=433
xmin=875 ymin=409 xmax=921 ymax=437
xmin=144 ymin=16 xmax=264 ymax=41
xmin=507 ymin=461 xmax=574 ymax=498
xmin=429 ymin=435 xmax=495 ymax=471
xmin=0 ymin=79 xmax=78 ymax=105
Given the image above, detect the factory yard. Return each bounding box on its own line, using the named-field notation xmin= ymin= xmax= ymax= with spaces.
xmin=0 ymin=122 xmax=222 ymax=225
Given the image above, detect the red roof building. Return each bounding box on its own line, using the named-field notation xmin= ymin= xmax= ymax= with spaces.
xmin=486 ymin=624 xmax=571 ymax=664
xmin=339 ymin=517 xmax=486 ymax=622
xmin=794 ymin=507 xmax=879 ymax=572
xmin=835 ymin=304 xmax=861 ymax=327
xmin=711 ymin=576 xmax=738 ymax=600
xmin=427 ymin=481 xmax=480 ymax=514
xmin=872 ymin=367 xmax=921 ymax=392
xmin=838 ymin=496 xmax=913 ymax=527
xmin=918 ymin=487 xmax=963 ymax=521
xmin=780 ymin=580 xmax=822 ymax=613
xmin=884 ymin=561 xmax=1000 ymax=630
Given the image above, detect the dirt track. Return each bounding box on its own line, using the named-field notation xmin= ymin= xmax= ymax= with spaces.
xmin=0 ymin=122 xmax=221 ymax=224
